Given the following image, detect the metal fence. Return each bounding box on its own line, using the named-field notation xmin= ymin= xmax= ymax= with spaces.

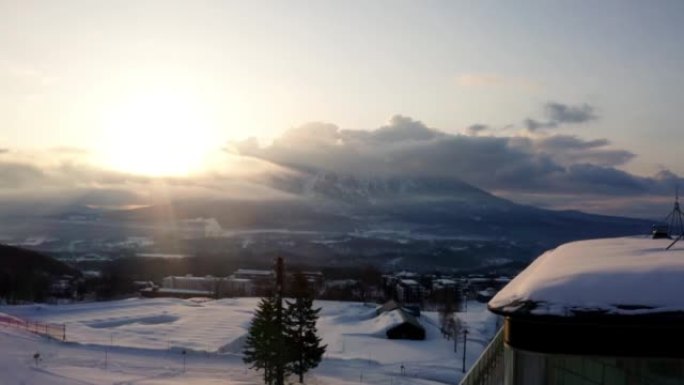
xmin=0 ymin=314 xmax=66 ymax=341
xmin=458 ymin=327 xmax=504 ymax=385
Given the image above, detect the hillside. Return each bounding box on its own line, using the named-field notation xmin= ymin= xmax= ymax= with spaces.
xmin=0 ymin=171 xmax=654 ymax=271
xmin=0 ymin=244 xmax=79 ymax=302
xmin=96 ymin=173 xmax=652 ymax=270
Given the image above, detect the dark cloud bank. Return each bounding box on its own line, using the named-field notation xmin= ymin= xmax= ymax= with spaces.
xmin=234 ymin=104 xmax=680 ymax=217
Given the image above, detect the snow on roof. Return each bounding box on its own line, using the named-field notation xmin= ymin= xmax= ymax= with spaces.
xmin=400 ymin=279 xmax=419 ymax=286
xmin=225 ymin=277 xmax=253 ymax=284
xmin=489 ymin=236 xmax=684 ymax=317
xmin=373 ymin=308 xmax=424 ymax=333
xmin=152 ymin=288 xmax=214 ymax=295
xmin=166 ymin=276 xmax=221 ymax=282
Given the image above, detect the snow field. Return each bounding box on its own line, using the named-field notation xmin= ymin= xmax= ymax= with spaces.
xmin=0 ymin=298 xmax=498 ymax=385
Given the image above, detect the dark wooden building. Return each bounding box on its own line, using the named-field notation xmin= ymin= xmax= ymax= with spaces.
xmin=385 ymin=308 xmax=425 ymax=340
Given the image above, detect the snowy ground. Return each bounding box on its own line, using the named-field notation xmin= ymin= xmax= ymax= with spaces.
xmin=0 ymin=298 xmax=499 ymax=385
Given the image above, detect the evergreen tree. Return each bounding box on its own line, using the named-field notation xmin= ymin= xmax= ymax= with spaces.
xmin=244 ymin=258 xmax=292 ymax=385
xmin=244 ymin=295 xmax=280 ymax=385
xmin=285 ymin=274 xmax=327 ymax=383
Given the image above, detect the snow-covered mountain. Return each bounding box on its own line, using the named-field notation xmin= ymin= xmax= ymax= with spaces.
xmin=2 ymin=168 xmax=653 ymax=270
xmin=267 ymin=170 xmax=506 ymax=205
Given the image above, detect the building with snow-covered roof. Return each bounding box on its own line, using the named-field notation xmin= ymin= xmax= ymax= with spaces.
xmin=230 ymin=269 xmax=275 ymax=295
xmin=395 ymin=279 xmax=423 ymax=304
xmin=484 ymin=236 xmax=684 ymax=385
xmin=375 ymin=300 xmax=425 ymax=340
xmin=219 ymin=277 xmax=255 ymax=297
xmin=161 ymin=275 xmax=221 ymax=296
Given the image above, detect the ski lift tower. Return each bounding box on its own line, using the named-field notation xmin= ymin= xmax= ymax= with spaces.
xmin=658 ymin=187 xmax=684 ymax=250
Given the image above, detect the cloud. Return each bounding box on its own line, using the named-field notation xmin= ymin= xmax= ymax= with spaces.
xmin=234 ymin=112 xmax=680 ymax=212
xmin=366 ymin=115 xmax=441 ymax=143
xmin=524 ymin=118 xmax=556 ymax=131
xmin=535 ymin=135 xmax=608 ymax=150
xmin=465 ymin=124 xmax=489 ymax=136
xmin=533 ymin=135 xmax=635 ymax=167
xmin=0 ymin=101 xmax=676 ymax=217
xmin=0 ymin=162 xmax=46 ymax=188
xmin=524 ymin=102 xmax=598 ymax=131
xmin=545 ymin=102 xmax=597 ymax=124
xmin=0 ymin=148 xmax=299 ymax=215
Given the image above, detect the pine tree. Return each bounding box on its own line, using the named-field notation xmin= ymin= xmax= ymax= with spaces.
xmin=244 ymin=295 xmax=280 ymax=385
xmin=244 ymin=258 xmax=292 ymax=385
xmin=285 ymin=274 xmax=327 ymax=383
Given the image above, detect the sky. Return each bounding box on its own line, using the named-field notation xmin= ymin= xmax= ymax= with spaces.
xmin=0 ymin=0 xmax=683 ymax=217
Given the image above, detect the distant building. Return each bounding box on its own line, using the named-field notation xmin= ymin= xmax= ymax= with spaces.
xmin=155 ymin=275 xmax=220 ymax=298
xmin=431 ymin=278 xmax=458 ymax=291
xmin=395 ymin=279 xmax=423 ymax=304
xmin=376 ymin=299 xmax=401 ymax=315
xmin=49 ymin=275 xmax=79 ymax=298
xmin=376 ymin=300 xmax=425 ymax=340
xmin=149 ymin=268 xmax=320 ymax=299
xmin=385 ymin=309 xmax=425 ymax=340
xmin=231 ymin=269 xmax=274 ymax=295
xmin=140 ymin=287 xmax=215 ymax=299
xmin=219 ymin=277 xmax=255 ymax=297
xmin=299 ymin=271 xmax=324 ymax=288
xmin=162 ymin=275 xmax=219 ymax=292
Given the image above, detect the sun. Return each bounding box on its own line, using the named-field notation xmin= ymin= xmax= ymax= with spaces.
xmin=98 ymin=91 xmax=219 ymax=176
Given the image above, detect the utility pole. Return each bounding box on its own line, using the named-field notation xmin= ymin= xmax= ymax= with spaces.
xmin=461 ymin=328 xmax=469 ymax=373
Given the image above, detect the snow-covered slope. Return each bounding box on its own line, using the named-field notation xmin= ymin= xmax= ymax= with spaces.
xmin=0 ymin=298 xmax=498 ymax=385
